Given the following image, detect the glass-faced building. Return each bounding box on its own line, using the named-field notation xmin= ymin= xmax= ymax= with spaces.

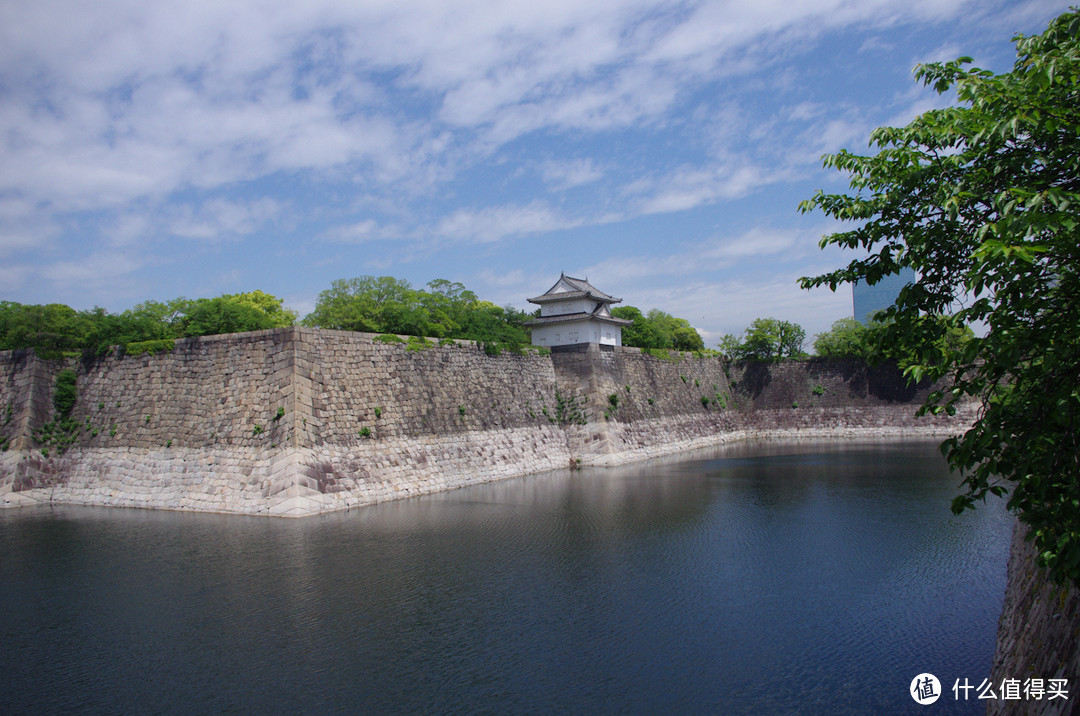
xmin=852 ymin=267 xmax=917 ymax=324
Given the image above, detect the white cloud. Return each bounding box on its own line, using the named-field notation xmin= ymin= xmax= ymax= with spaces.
xmin=321 ymin=219 xmax=383 ymax=244
xmin=167 ymin=198 xmax=283 ymax=240
xmin=39 ymin=251 xmax=144 ymax=289
xmin=539 ymin=159 xmax=604 ymax=190
xmin=583 ymin=226 xmax=815 ymax=285
xmin=0 ymin=0 xmax=1053 ymax=310
xmin=0 ymin=0 xmax=993 ymax=216
xmin=633 ymin=161 xmax=781 ymax=215
xmin=435 ymin=201 xmax=581 ymax=243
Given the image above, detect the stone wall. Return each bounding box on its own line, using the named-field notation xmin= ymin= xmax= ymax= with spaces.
xmin=987 ymin=524 xmax=1079 ymax=715
xmin=0 ymin=330 xmax=968 ymax=516
xmin=0 ymin=348 xmax=54 ymax=453
xmin=553 ymin=346 xmax=966 ymax=467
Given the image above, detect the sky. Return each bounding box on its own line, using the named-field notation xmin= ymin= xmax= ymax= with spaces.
xmin=0 ymin=0 xmax=1071 ymax=345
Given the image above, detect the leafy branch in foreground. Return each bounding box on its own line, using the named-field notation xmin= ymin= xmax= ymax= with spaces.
xmin=800 ymin=10 xmax=1080 ymax=585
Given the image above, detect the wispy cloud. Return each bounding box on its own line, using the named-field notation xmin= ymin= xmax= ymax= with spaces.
xmin=435 ymin=201 xmax=582 ymax=244
xmin=539 ymin=159 xmax=604 ymax=190
xmin=0 ymin=0 xmax=1062 ymax=320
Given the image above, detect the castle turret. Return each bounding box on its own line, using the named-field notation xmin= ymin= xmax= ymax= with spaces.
xmin=525 ymin=273 xmax=631 ymax=349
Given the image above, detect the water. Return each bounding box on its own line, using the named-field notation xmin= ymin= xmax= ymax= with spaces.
xmin=0 ymin=440 xmax=1012 ymax=714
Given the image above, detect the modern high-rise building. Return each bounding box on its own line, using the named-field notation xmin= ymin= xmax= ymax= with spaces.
xmin=852 ymin=267 xmax=917 ymax=324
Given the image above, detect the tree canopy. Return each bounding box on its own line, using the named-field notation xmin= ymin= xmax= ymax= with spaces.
xmin=0 ymin=291 xmax=296 ymax=356
xmin=611 ymin=306 xmax=704 ymax=351
xmin=813 ymin=315 xmax=973 ymax=366
xmin=301 ymin=277 xmax=531 ymax=345
xmin=799 ymin=10 xmax=1080 ymax=585
xmin=720 ymin=318 xmax=806 ymax=361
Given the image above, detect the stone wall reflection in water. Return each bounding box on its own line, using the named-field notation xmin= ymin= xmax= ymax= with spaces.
xmin=0 ymin=440 xmax=1010 ymax=714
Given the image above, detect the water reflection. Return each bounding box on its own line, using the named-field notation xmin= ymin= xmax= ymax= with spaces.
xmin=1 ymin=440 xmax=1010 ymax=714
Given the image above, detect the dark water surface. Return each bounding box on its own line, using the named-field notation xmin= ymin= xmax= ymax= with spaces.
xmin=1 ymin=440 xmax=1012 ymax=714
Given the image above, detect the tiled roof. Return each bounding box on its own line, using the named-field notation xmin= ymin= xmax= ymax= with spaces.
xmin=527 ymin=272 xmax=621 ymax=304
xmin=525 ymin=311 xmax=632 ymax=327
xmin=558 ymin=274 xmax=616 ymax=302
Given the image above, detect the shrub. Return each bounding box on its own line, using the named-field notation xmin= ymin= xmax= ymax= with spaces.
xmin=406 ymin=336 xmax=434 ymax=352
xmin=53 ymin=370 xmax=77 ymax=417
xmin=125 ymin=339 xmax=176 ymax=356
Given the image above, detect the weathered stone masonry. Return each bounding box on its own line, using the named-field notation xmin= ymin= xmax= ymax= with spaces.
xmin=1 ymin=326 xmax=968 ymax=517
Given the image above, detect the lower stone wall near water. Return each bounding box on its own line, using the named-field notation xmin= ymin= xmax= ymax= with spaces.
xmin=986 ymin=524 xmax=1080 ymax=716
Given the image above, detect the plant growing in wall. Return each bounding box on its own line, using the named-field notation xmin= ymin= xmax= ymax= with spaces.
xmin=553 ymin=389 xmax=588 ymax=425
xmin=31 ymin=370 xmax=84 ymax=457
xmin=458 ymin=405 xmax=466 ymax=417
xmin=374 ymin=406 xmax=382 ymax=419
xmin=701 ymin=396 xmax=710 ymax=409
xmin=274 ymin=407 xmax=285 ymax=420
xmin=812 ymin=385 xmax=825 ymax=396
xmin=406 ymin=336 xmax=434 ymax=352
xmin=604 ymin=393 xmax=621 ymax=421
xmin=53 ymin=370 xmax=77 ymax=417
xmin=252 ymin=424 xmax=264 ymax=436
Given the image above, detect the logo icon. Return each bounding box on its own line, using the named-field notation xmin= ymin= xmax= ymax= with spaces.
xmin=911 ymin=673 xmax=942 ymax=705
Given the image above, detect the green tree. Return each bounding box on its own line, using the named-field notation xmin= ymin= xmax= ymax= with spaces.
xmin=0 ymin=302 xmax=91 ymax=356
xmin=612 ymin=306 xmax=705 ymax=351
xmin=228 ymin=290 xmax=297 ymax=328
xmin=726 ymin=318 xmax=806 ymax=361
xmin=813 ymin=318 xmax=873 ymax=360
xmin=303 ymin=276 xmax=434 ymax=335
xmin=178 ymin=296 xmax=280 ymax=337
xmin=612 ymin=306 xmax=666 ymax=349
xmin=799 ymin=10 xmax=1080 ymax=584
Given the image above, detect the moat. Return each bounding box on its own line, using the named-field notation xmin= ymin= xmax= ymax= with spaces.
xmin=0 ymin=440 xmax=1011 ymax=714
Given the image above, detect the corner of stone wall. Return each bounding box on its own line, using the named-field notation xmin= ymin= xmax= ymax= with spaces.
xmin=4 ymin=349 xmax=63 ymax=451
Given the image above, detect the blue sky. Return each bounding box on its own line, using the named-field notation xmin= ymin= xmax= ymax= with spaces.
xmin=0 ymin=0 xmax=1070 ymax=344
